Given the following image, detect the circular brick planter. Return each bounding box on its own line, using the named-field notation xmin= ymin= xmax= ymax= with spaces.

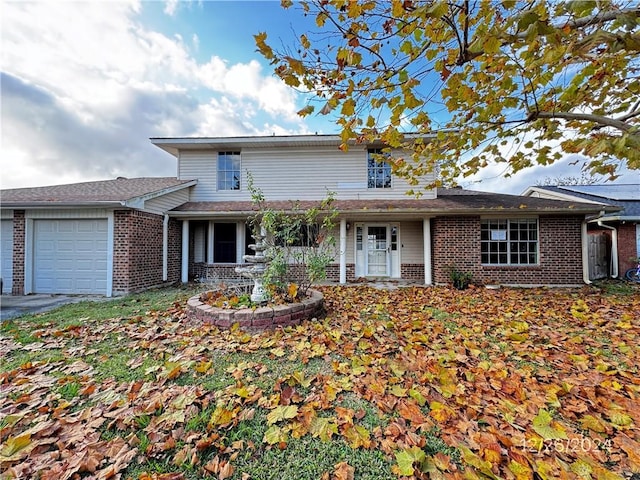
xmin=186 ymin=289 xmax=324 ymax=331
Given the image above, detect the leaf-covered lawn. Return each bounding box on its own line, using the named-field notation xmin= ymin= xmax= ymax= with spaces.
xmin=1 ymin=284 xmax=639 ymax=480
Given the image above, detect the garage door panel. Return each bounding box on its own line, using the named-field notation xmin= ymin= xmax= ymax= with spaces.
xmin=37 ymin=222 xmax=54 ymax=233
xmin=57 ymin=240 xmax=75 ymax=252
xmin=33 ymin=219 xmax=108 ymax=294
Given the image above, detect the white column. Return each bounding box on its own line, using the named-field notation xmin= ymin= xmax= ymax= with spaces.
xmin=181 ymin=220 xmax=189 ymax=283
xmin=236 ymin=221 xmax=245 ymax=263
xmin=207 ymin=221 xmax=214 ymax=263
xmin=423 ymin=218 xmax=432 ymax=285
xmin=339 ymin=218 xmax=347 ymax=284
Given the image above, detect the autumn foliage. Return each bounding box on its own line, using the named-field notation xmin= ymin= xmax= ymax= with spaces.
xmin=1 ymin=284 xmax=639 ymax=479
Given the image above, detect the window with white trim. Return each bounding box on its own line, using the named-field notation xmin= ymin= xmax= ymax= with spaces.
xmin=481 ymin=219 xmax=538 ymax=265
xmin=217 ymin=152 xmax=241 ymax=190
xmin=367 ymin=149 xmax=391 ymax=189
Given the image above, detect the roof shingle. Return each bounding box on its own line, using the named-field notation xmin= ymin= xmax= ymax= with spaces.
xmin=1 ymin=177 xmax=194 ymax=205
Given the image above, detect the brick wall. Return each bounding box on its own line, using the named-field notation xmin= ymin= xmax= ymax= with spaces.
xmin=113 ymin=210 xmax=181 ymax=294
xmin=618 ymin=222 xmax=639 ymax=274
xmin=11 ymin=211 xmax=25 ymax=295
xmin=167 ymin=218 xmax=182 ymax=283
xmin=401 ymin=264 xmax=425 ymax=281
xmin=432 ymin=215 xmax=585 ymax=285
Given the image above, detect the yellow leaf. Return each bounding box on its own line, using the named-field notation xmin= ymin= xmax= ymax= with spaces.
xmin=0 ymin=434 xmax=32 ymax=462
xmin=270 ymin=347 xmax=286 ymax=357
xmin=195 ymin=360 xmax=213 ymax=373
xmin=264 ymin=425 xmax=288 ymax=445
xmin=570 ymin=459 xmax=593 ymax=478
xmin=509 ymin=459 xmax=533 ymax=480
xmin=393 ymin=446 xmax=426 ymax=476
xmin=532 ymin=409 xmax=567 ymax=440
xmin=580 ymin=415 xmax=607 ymax=433
xmin=342 ymin=424 xmax=372 ymax=449
xmin=310 ymin=417 xmax=338 ymax=441
xmin=287 ymin=283 xmax=299 ymax=299
xmin=266 ymin=405 xmax=298 ymax=425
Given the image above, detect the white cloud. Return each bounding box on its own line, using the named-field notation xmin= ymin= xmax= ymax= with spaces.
xmin=0 ymin=1 xmax=306 ymax=189
xmin=164 ymin=0 xmax=179 ymax=16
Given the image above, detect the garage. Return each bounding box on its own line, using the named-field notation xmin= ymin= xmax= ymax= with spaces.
xmin=33 ymin=219 xmax=108 ymax=294
xmin=1 ymin=219 xmax=13 ymax=294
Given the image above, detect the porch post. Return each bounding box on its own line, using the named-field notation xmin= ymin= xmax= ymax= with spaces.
xmin=207 ymin=221 xmax=214 ymax=264
xmin=423 ymin=218 xmax=432 ymax=285
xmin=181 ymin=220 xmax=189 ymax=283
xmin=339 ymin=218 xmax=347 ymax=284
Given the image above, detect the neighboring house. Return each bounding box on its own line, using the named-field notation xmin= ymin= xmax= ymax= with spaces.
xmin=523 ymin=184 xmax=640 ymax=279
xmin=1 ymin=134 xmax=619 ymax=296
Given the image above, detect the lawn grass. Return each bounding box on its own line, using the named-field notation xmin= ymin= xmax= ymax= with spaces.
xmin=1 ymin=282 xmax=638 ymax=479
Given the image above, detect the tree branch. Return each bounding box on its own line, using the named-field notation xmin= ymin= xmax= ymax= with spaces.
xmin=528 ymin=111 xmax=634 ymax=132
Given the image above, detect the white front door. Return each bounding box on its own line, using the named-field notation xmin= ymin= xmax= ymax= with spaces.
xmin=366 ymin=225 xmax=389 ymax=276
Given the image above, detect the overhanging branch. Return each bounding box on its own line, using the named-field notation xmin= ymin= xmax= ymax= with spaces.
xmin=529 ymin=111 xmax=634 ymax=132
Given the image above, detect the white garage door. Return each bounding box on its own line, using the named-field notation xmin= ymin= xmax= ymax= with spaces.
xmin=33 ymin=219 xmax=108 ymax=294
xmin=1 ymin=220 xmax=13 ymax=294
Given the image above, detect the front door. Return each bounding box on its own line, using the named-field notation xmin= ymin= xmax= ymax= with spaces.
xmin=366 ymin=226 xmax=389 ymax=276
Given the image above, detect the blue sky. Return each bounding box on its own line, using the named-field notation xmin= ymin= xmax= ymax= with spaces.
xmin=2 ymin=1 xmax=637 ymax=193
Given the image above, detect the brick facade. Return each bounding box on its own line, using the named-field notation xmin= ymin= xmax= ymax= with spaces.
xmin=432 ymin=215 xmax=585 ymax=285
xmin=618 ymin=222 xmax=639 ymax=274
xmin=113 ymin=210 xmax=181 ymax=294
xmin=11 ymin=210 xmax=25 ymax=295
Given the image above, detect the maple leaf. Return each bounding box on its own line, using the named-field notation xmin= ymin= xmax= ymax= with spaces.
xmin=264 ymin=425 xmax=289 ymax=445
xmin=392 ymin=446 xmax=426 ymax=476
xmin=342 ymin=424 xmax=372 ymax=449
xmin=532 ymin=409 xmax=568 ymax=440
xmin=266 ymin=405 xmax=298 ymax=425
xmin=310 ymin=417 xmax=338 ymax=441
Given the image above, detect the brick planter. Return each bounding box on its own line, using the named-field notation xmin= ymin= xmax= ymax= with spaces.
xmin=186 ymin=289 xmax=324 ymax=331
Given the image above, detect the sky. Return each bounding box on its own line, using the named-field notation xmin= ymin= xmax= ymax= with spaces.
xmin=1 ymin=0 xmax=638 ymax=195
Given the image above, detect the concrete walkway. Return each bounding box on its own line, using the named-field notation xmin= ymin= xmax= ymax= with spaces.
xmin=0 ymin=294 xmax=105 ymax=321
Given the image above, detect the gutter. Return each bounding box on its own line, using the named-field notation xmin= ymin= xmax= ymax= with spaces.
xmin=582 ymin=221 xmax=591 ymax=285
xmin=163 ymin=214 xmax=169 ymax=282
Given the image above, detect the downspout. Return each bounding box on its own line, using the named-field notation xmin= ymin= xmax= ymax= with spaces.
xmin=596 ymin=220 xmax=618 ymax=278
xmin=162 ymin=214 xmax=169 ymax=282
xmin=581 ymin=221 xmax=591 ymax=285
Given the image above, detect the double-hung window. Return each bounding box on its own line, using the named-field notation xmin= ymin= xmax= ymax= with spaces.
xmin=367 ymin=149 xmax=391 ymax=189
xmin=217 ymin=152 xmax=241 ymax=190
xmin=481 ymin=219 xmax=538 ymax=265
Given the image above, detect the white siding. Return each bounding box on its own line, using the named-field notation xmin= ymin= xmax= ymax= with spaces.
xmin=179 ymin=151 xmax=216 ymax=201
xmin=178 ymin=146 xmax=435 ymax=202
xmin=398 ymin=221 xmax=424 ymax=264
xmin=144 ymin=189 xmax=190 ymax=215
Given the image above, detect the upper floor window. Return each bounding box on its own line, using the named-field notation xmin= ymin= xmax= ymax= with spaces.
xmin=481 ymin=218 xmax=539 ymax=265
xmin=217 ymin=152 xmax=241 ymax=190
xmin=367 ymin=149 xmax=391 ymax=189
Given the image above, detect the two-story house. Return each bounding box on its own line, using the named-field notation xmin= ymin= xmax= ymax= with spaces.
xmin=1 ymin=134 xmax=618 ymax=297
